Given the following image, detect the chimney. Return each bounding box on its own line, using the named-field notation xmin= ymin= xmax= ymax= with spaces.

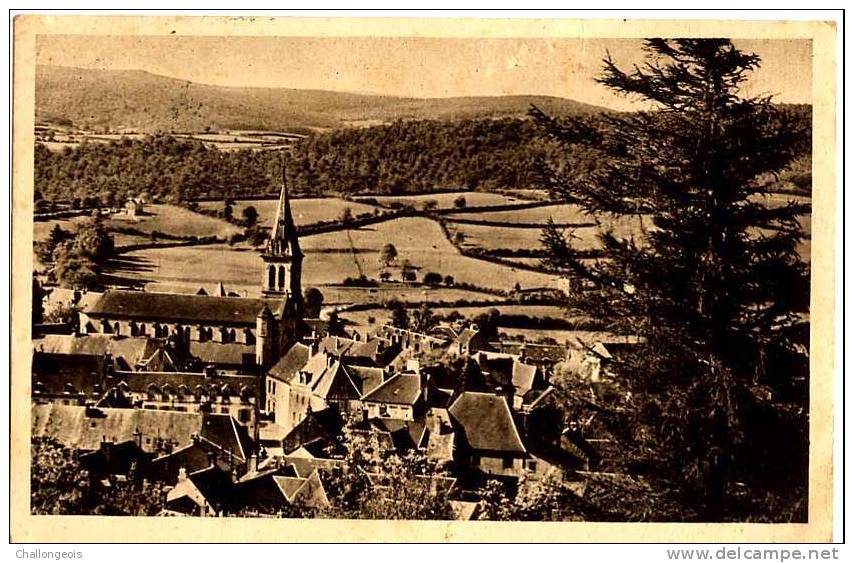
xmin=247 ymin=453 xmax=258 ymax=474
xmin=177 ymin=466 xmax=188 ymax=483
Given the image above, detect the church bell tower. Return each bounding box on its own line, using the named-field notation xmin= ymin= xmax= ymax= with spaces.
xmin=261 ymin=162 xmax=303 ymax=313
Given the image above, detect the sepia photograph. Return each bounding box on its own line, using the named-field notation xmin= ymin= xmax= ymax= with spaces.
xmin=9 ymin=13 xmax=839 ymax=543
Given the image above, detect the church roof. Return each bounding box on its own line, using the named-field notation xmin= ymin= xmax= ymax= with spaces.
xmin=88 ymin=290 xmax=284 ymax=325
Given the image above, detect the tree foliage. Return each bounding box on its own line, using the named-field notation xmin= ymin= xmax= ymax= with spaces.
xmin=533 ymin=39 xmax=810 ymax=520
xmin=31 ymin=437 xmax=166 ymax=516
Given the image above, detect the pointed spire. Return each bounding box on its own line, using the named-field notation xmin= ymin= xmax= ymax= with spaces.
xmin=268 ymin=153 xmax=302 ymax=257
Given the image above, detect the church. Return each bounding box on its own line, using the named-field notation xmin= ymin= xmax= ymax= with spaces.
xmin=79 ymin=180 xmax=308 ymax=371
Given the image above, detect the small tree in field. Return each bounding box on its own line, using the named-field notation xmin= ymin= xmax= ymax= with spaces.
xmin=453 ymin=195 xmax=467 ymax=209
xmin=304 ymin=287 xmax=325 ymax=318
xmin=241 ymin=205 xmax=259 ymax=227
xmin=379 ymin=243 xmax=398 ymax=267
xmin=532 ymin=39 xmax=810 ymax=520
xmin=422 ymin=272 xmax=442 ymax=286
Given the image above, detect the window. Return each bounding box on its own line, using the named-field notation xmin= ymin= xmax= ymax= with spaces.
xmin=503 ymin=458 xmax=514 ymax=469
xmin=239 ymin=409 xmax=251 ymax=423
xmin=527 ymin=461 xmax=538 ymax=472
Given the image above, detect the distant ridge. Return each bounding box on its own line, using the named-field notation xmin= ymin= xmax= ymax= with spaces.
xmin=35 ymin=65 xmax=609 ymax=133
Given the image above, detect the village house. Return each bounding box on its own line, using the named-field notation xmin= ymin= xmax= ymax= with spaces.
xmin=447 ymin=391 xmax=530 ymax=478
xmin=98 ymin=368 xmax=260 ymax=431
xmin=124 ymin=197 xmax=144 ymax=218
xmin=31 ymin=402 xmax=205 ymax=455
xmin=361 ymin=372 xmax=426 ymax=422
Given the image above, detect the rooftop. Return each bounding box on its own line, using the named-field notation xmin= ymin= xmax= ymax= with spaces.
xmin=88 ymin=290 xmax=284 ymax=325
xmin=361 ymin=373 xmax=421 ymax=405
xmin=448 ymin=392 xmax=526 ymax=455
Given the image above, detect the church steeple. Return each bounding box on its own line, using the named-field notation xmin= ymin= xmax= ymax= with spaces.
xmin=261 ymin=158 xmax=303 ymax=301
xmin=266 ymin=164 xmax=302 ymax=259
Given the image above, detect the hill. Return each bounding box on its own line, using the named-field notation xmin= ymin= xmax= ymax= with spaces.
xmin=35 ymin=65 xmax=608 ymax=133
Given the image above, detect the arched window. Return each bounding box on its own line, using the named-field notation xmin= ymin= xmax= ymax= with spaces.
xmin=267 ymin=265 xmax=276 ymax=289
xmin=129 ymin=322 xmax=138 ymax=337
xmin=138 ymin=323 xmax=147 ymax=336
xmin=198 ymin=326 xmax=207 ymax=342
xmin=147 ymin=384 xmax=159 ymax=401
xmin=244 ymin=329 xmax=255 ymax=345
xmin=113 ymin=322 xmax=121 ymax=335
xmin=184 ymin=326 xmax=191 ymax=340
xmin=227 ymin=329 xmax=236 ymax=343
xmin=278 ymin=265 xmax=286 ymax=290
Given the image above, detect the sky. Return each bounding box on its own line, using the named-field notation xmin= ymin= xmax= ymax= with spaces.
xmin=35 ymin=36 xmax=812 ymax=110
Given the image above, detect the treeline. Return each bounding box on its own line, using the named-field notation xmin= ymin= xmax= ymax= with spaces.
xmin=34 ymin=108 xmax=811 ymax=205
xmin=33 ymin=118 xmax=594 ymax=203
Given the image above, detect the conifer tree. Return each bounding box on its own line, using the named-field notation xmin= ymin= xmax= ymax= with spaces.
xmin=532 ymin=39 xmax=810 ymax=520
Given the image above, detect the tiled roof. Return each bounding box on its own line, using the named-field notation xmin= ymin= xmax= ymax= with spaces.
xmin=267 ymin=343 xmax=311 ymax=383
xmin=34 ymin=334 xmax=164 ymax=370
xmin=109 ymin=370 xmax=259 ymax=398
xmin=189 ymin=341 xmax=256 ymax=367
xmin=511 ymin=362 xmax=538 ymax=396
xmin=32 ymin=352 xmax=105 ymax=396
xmin=31 ymin=403 xmax=203 ymax=452
xmin=317 ymin=336 xmax=358 ymax=356
xmin=282 ymin=407 xmax=345 ymax=454
xmin=88 ymin=290 xmax=284 ymax=325
xmin=200 ymin=413 xmax=255 ymax=462
xmin=346 ymin=365 xmax=386 ymax=396
xmin=453 ymin=328 xmax=479 ymax=347
xmin=361 ymin=373 xmax=421 ymax=405
xmin=448 ymin=392 xmax=526 ymax=454
xmin=312 ymin=361 xmax=362 ymax=401
xmin=186 ymin=465 xmax=233 ymax=511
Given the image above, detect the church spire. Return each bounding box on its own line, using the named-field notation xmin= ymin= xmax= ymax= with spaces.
xmin=267 ymin=157 xmax=302 ymax=258
xmin=261 ymin=152 xmax=304 ymax=301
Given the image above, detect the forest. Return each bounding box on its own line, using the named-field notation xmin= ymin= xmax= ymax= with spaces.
xmin=33 ymin=110 xmax=809 ymax=206
xmin=34 ymin=107 xmax=813 ymax=207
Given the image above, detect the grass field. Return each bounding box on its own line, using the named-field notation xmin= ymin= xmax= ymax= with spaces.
xmin=340 ymin=304 xmax=573 ymax=328
xmin=106 ymin=204 xmax=242 ymax=239
xmin=198 ymin=197 xmax=380 ymax=229
xmin=103 ymin=216 xmax=562 ymax=298
xmin=353 ymin=191 xmax=525 ymax=210
xmin=33 ymin=217 xmax=87 ymax=242
xmin=446 ymin=203 xmax=592 ymax=224
xmin=301 ymin=217 xmax=562 ymax=291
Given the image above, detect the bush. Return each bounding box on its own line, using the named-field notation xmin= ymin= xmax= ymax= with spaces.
xmin=342 ymin=275 xmax=379 ymax=288
xmin=423 ymin=272 xmax=442 ymax=285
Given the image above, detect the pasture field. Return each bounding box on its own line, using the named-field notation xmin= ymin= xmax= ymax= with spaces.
xmin=104 ymin=216 xmax=561 ymax=297
xmin=38 ymin=130 xmax=300 ymax=152
xmin=353 ymin=191 xmax=524 ymax=209
xmin=198 ymin=198 xmax=380 ymax=229
xmin=321 ymin=285 xmax=503 ymax=308
xmin=301 ymin=217 xmax=562 ymax=291
xmin=449 ymin=215 xmax=654 ymax=253
xmin=104 ymin=244 xmax=263 ymax=296
xmin=445 ymin=203 xmax=592 ymax=225
xmin=106 ymin=204 xmax=242 ymax=239
xmin=340 ymin=304 xmax=573 ymax=328
xmin=33 ymin=217 xmax=87 ymax=242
